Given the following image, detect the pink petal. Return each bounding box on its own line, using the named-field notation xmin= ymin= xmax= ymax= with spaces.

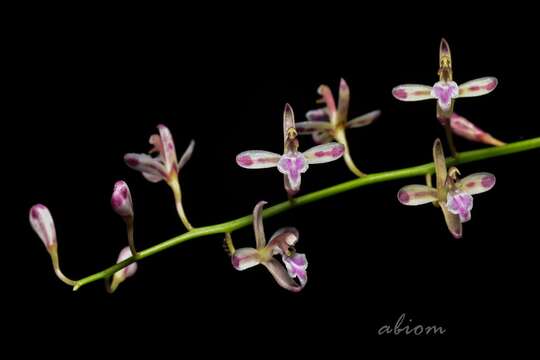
xmin=29 ymin=204 xmax=56 ymax=249
xmin=458 ymin=77 xmax=498 ymax=97
xmin=303 ymin=143 xmax=345 ymax=164
xmin=124 ymin=153 xmax=167 ymax=182
xmin=111 ymin=180 xmax=133 ymax=218
xmin=277 ymin=153 xmax=308 ymax=190
xmin=317 ymin=85 xmax=336 ymax=114
xmin=116 ymin=246 xmax=138 ymax=279
xmin=346 ymin=110 xmax=381 ymax=129
xmin=457 ymin=173 xmax=496 ymax=195
xmin=392 ymin=84 xmax=434 ymax=101
xmin=450 ymin=113 xmax=505 ymax=146
xmin=397 ymin=185 xmax=438 ymax=206
xmin=157 ymin=124 xmax=178 ymax=174
xmin=236 ymin=150 xmax=281 ymax=169
xmin=231 ymin=247 xmax=260 ymax=270
xmin=431 ymin=81 xmax=459 ymax=110
xmin=283 ymin=253 xmax=308 ymax=286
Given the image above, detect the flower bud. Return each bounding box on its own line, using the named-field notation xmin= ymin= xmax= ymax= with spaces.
xmin=111 ymin=181 xmax=133 ymax=219
xmin=29 ymin=204 xmax=57 ymax=252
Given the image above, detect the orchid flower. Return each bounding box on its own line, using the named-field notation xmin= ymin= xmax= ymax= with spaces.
xmin=111 ymin=180 xmax=136 ymax=255
xmin=397 ymin=139 xmax=496 ymax=238
xmin=229 ymin=201 xmax=307 ymax=292
xmin=29 ymin=204 xmax=76 ymax=286
xmin=392 ymin=39 xmax=498 ymax=156
xmin=109 ymin=246 xmax=138 ymax=293
xmin=450 ymin=113 xmax=505 ymax=146
xmin=236 ymin=103 xmax=345 ymax=196
xmin=392 ymin=38 xmax=497 ymax=121
xmin=125 ymin=124 xmax=195 ymax=230
xmin=296 ymin=78 xmax=381 ymax=177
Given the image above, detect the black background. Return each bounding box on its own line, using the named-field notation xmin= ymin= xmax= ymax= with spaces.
xmin=6 ymin=4 xmax=540 ymax=352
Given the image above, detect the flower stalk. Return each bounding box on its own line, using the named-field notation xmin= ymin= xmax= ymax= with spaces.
xmin=72 ymin=136 xmax=540 ymax=291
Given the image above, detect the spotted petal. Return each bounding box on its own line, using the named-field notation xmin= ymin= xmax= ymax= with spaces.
xmin=157 ymin=124 xmax=178 ymax=174
xmin=236 ymin=150 xmax=281 ymax=169
xmin=29 ymin=204 xmax=57 ymax=250
xmin=457 ymin=173 xmax=496 ymax=195
xmin=277 ymin=153 xmax=308 ymax=190
xmin=262 ymin=258 xmax=303 ymax=292
xmin=450 ymin=113 xmax=506 ymax=146
xmin=231 ymin=247 xmax=261 ymax=270
xmin=397 ymin=185 xmax=438 ymax=205
xmin=295 ymin=121 xmax=333 ymax=135
xmin=346 ymin=110 xmax=381 ymax=128
xmin=458 ymin=77 xmax=498 ymax=97
xmin=124 ymin=153 xmax=167 ymax=181
xmin=392 ymin=84 xmax=434 ymax=101
xmin=111 ymin=180 xmax=133 ymax=218
xmin=303 ymin=143 xmax=345 ymax=164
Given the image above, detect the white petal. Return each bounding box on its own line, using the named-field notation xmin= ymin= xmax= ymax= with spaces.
xmin=392 ymin=84 xmax=434 ymax=101
xmin=458 ymin=77 xmax=498 ymax=97
xmin=236 ymin=150 xmax=281 ymax=169
xmin=457 ymin=173 xmax=496 ymax=195
xmin=397 ymin=185 xmax=438 ymax=206
xmin=303 ymin=143 xmax=345 ymax=164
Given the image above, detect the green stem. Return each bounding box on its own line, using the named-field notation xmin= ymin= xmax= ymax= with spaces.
xmin=73 ymin=137 xmax=540 ymax=291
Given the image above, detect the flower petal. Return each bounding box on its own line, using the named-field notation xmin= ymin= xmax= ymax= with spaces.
xmin=231 ymin=247 xmax=261 ymax=270
xmin=397 ymin=185 xmax=438 ymax=205
xmin=458 ymin=77 xmax=498 ymax=97
xmin=283 ymin=253 xmax=308 ymax=286
xmin=178 ymin=140 xmax=195 ymax=171
xmin=116 ymin=246 xmax=138 ymax=279
xmin=450 ymin=113 xmax=506 ymax=146
xmin=440 ymin=203 xmax=463 ymax=239
xmin=283 ymin=103 xmax=296 ymax=143
xmin=317 ymin=85 xmax=336 ymax=114
xmin=336 ymin=78 xmax=350 ymax=124
xmin=157 ymin=124 xmax=178 ymax=174
xmin=262 ymin=258 xmax=303 ymax=292
xmin=253 ymin=201 xmax=267 ymax=249
xmin=111 ymin=180 xmax=134 ymax=218
xmin=267 ymin=227 xmax=299 ymax=255
xmin=111 ymin=247 xmax=138 ymax=290
xmin=446 ymin=189 xmax=474 ymax=223
xmin=392 ymin=85 xmax=434 ymax=101
xmin=432 ymin=138 xmax=447 ymax=194
xmin=457 ymin=173 xmax=496 ymax=195
xmin=432 ymin=81 xmax=459 ymax=111
xmin=277 ymin=153 xmax=308 ymax=191
xmin=346 ymin=110 xmax=381 ymax=128
xmin=124 ymin=153 xmax=167 ymax=181
xmin=29 ymin=204 xmax=56 ymax=249
xmin=303 ymin=143 xmax=345 ymax=164
xmin=305 ymin=108 xmax=330 ymax=122
xmin=236 ymin=150 xmax=281 ymax=169
xmin=295 ymin=121 xmax=333 ymax=135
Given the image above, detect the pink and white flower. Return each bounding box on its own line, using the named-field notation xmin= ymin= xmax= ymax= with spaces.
xmin=231 ymin=201 xmax=308 ymax=292
xmin=110 ymin=246 xmax=138 ymax=292
xmin=392 ymin=38 xmax=497 ymax=121
xmin=111 ymin=180 xmax=134 ymax=220
xmin=295 ymin=78 xmax=380 ymax=177
xmin=397 ymin=139 xmax=495 ymax=238
xmin=29 ymin=204 xmax=57 ymax=252
xmin=236 ymin=103 xmax=344 ymax=196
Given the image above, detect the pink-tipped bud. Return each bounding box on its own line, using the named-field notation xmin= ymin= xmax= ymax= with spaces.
xmin=450 ymin=113 xmax=506 ymax=146
xmin=111 ymin=181 xmax=133 ymax=219
xmin=110 ymin=246 xmax=138 ymax=292
xmin=29 ymin=204 xmax=57 ymax=251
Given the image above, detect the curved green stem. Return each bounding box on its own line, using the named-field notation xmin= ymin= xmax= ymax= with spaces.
xmin=73 ymin=137 xmax=540 ymax=291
